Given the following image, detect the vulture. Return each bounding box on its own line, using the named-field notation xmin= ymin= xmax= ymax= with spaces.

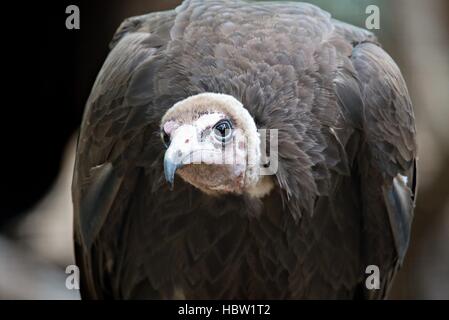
xmin=72 ymin=0 xmax=417 ymax=299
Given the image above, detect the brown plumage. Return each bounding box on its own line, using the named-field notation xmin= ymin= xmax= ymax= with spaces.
xmin=72 ymin=0 xmax=417 ymax=299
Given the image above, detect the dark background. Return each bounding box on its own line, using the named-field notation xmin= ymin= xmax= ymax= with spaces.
xmin=1 ymin=0 xmax=448 ymax=299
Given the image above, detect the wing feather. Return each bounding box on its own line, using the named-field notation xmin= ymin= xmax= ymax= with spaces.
xmin=350 ymin=42 xmax=417 ymax=298
xmin=72 ymin=11 xmax=175 ymax=299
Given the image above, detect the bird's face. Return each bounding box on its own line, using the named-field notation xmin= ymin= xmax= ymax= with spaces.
xmin=162 ymin=112 xmax=248 ymax=194
xmin=160 ymin=93 xmax=262 ymax=195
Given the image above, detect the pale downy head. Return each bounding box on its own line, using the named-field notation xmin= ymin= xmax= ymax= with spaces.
xmin=160 ymin=93 xmax=273 ymax=197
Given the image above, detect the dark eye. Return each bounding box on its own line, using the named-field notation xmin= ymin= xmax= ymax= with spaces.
xmin=161 ymin=129 xmax=170 ymax=148
xmin=213 ymin=119 xmax=233 ymax=143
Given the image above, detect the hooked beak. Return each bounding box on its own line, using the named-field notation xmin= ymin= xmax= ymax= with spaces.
xmin=163 ymin=154 xmax=182 ymax=190
xmin=162 ymin=124 xmax=198 ymax=190
xmin=162 ymin=123 xmax=219 ymax=190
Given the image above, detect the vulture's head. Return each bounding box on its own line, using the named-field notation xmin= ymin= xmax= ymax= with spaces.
xmin=161 ymin=93 xmax=272 ymax=197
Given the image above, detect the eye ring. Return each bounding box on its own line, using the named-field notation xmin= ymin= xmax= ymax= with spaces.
xmin=212 ymin=119 xmax=233 ymax=144
xmin=161 ymin=129 xmax=170 ymax=148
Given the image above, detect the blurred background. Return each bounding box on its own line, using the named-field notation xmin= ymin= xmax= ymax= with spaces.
xmin=1 ymin=0 xmax=448 ymax=299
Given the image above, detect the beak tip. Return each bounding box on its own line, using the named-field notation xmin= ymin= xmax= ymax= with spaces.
xmin=166 ymin=176 xmax=174 ymax=190
xmin=164 ymin=157 xmax=180 ymax=191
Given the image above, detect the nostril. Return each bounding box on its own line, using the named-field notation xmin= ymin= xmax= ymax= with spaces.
xmin=176 ymin=150 xmax=183 ymax=158
xmin=185 ymin=139 xmax=189 ymax=143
